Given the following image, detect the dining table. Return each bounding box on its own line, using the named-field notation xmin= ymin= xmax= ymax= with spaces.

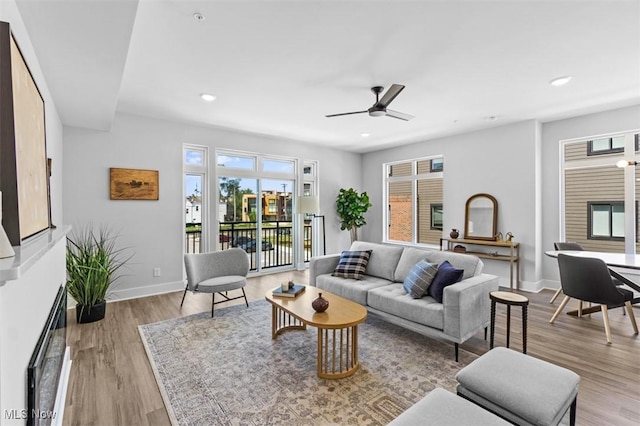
xmin=545 ymin=250 xmax=640 ymax=315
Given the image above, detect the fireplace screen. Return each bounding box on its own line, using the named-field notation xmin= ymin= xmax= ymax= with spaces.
xmin=27 ymin=285 xmax=66 ymax=426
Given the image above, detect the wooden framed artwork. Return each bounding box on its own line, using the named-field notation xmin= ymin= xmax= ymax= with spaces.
xmin=110 ymin=168 xmax=159 ymax=200
xmin=0 ymin=21 xmax=50 ymax=246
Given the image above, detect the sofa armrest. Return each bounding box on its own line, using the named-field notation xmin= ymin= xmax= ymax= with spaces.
xmin=442 ymin=273 xmax=500 ymax=341
xmin=309 ymin=254 xmax=341 ymax=286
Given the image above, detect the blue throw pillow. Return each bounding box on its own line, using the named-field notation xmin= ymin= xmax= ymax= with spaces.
xmin=403 ymin=260 xmax=438 ymax=298
xmin=427 ymin=260 xmax=464 ymax=303
xmin=332 ymin=250 xmax=372 ymax=280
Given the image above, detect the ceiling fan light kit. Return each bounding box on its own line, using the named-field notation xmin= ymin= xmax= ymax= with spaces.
xmin=326 ymin=84 xmax=414 ymax=121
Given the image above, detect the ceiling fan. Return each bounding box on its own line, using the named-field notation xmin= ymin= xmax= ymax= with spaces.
xmin=325 ymin=84 xmax=414 ymax=121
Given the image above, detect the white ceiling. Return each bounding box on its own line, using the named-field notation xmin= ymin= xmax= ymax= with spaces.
xmin=16 ymin=0 xmax=640 ymax=153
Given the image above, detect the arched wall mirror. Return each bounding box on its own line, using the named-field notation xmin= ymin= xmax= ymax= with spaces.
xmin=464 ymin=193 xmax=498 ymax=240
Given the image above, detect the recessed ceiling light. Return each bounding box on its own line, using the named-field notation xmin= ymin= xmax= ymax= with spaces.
xmin=550 ymin=75 xmax=572 ymax=87
xmin=193 ymin=12 xmax=205 ymax=22
xmin=200 ymin=93 xmax=216 ymax=102
xmin=361 ymin=133 xmax=370 ymax=138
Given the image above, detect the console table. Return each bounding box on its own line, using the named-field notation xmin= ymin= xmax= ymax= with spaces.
xmin=440 ymin=238 xmax=520 ymax=289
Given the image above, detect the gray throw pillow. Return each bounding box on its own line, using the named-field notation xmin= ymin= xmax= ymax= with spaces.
xmin=402 ymin=260 xmax=438 ymax=298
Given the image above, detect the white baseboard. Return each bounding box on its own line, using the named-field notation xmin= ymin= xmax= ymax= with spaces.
xmin=500 ymin=278 xmax=559 ymax=293
xmin=107 ymin=280 xmax=185 ymax=302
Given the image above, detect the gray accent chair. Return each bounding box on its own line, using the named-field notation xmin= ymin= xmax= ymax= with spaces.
xmin=551 ymin=253 xmax=638 ymax=343
xmin=182 ymin=248 xmax=249 ymax=317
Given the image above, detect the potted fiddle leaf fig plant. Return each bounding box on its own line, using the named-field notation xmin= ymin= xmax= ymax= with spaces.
xmin=336 ymin=188 xmax=372 ymax=242
xmin=66 ymin=225 xmax=132 ymax=323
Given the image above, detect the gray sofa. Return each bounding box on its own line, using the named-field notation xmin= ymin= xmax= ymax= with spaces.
xmin=309 ymin=241 xmax=500 ymax=360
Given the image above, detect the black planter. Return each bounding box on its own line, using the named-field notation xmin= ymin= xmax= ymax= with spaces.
xmin=76 ymin=301 xmax=106 ymax=323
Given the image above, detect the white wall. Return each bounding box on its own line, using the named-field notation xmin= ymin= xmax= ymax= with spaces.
xmin=540 ymin=105 xmax=640 ymax=288
xmin=361 ymin=120 xmax=539 ymax=290
xmin=62 ymin=112 xmax=361 ymax=300
xmin=360 ymin=106 xmax=640 ymax=292
xmin=0 ymin=1 xmax=65 ymax=423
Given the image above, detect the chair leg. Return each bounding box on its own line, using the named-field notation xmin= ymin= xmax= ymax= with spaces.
xmin=569 ymin=396 xmax=577 ymax=426
xmin=549 ymin=287 xmax=563 ymax=304
xmin=180 ymin=286 xmax=188 ymax=307
xmin=601 ymin=305 xmax=612 ymax=344
xmin=242 ymin=288 xmax=249 ymax=308
xmin=550 ymin=296 xmax=571 ymax=323
xmin=211 ymin=293 xmax=215 ymax=318
xmin=578 ymin=300 xmax=583 ymax=318
xmin=625 ymin=301 xmax=639 ymax=334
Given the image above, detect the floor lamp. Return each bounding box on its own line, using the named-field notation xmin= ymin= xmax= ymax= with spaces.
xmin=297 ymin=195 xmax=326 ymax=255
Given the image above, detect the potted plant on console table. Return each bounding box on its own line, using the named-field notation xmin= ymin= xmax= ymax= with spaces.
xmin=66 ymin=226 xmax=132 ymax=323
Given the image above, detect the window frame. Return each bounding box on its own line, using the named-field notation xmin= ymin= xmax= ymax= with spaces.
xmin=587 ymin=135 xmax=639 ymax=156
xmin=587 ymin=201 xmax=636 ymax=241
xmin=383 ymin=155 xmax=444 ymax=247
xmin=430 ymin=203 xmax=443 ymax=230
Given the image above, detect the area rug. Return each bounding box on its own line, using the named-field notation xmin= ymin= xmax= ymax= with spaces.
xmin=139 ymin=300 xmax=477 ymax=426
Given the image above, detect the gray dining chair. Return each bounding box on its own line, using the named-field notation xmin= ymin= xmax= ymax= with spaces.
xmin=550 ymin=253 xmax=638 ymax=343
xmin=181 ymin=248 xmax=250 ymax=317
xmin=550 ymin=242 xmax=584 ymax=304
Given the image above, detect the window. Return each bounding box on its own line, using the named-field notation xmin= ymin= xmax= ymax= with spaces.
xmin=217 ymin=154 xmax=255 ymax=169
xmin=430 ymin=204 xmax=443 ymax=230
xmin=216 ymin=150 xmax=301 ymax=272
xmin=384 ymin=156 xmax=444 ymax=246
xmin=430 ymin=158 xmax=444 ymax=173
xmin=184 ymin=145 xmax=208 ymax=253
xmin=587 ymin=202 xmax=633 ymax=240
xmin=562 ymin=131 xmax=639 ymax=253
xmin=268 ymin=198 xmax=277 ymax=213
xmin=587 ymin=135 xmax=627 ymax=155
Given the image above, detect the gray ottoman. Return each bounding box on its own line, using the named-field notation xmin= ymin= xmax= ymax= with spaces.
xmin=389 ymin=388 xmax=511 ymax=426
xmin=456 ymin=347 xmax=580 ymax=426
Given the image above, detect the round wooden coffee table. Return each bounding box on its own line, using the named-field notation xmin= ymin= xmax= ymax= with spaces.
xmin=265 ymin=286 xmax=367 ymax=379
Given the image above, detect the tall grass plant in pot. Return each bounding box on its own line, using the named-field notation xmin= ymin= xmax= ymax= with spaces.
xmin=336 ymin=188 xmax=372 ymax=242
xmin=66 ymin=226 xmax=132 ymax=323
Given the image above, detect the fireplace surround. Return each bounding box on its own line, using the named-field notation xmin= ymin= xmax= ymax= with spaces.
xmin=27 ymin=285 xmax=67 ymax=426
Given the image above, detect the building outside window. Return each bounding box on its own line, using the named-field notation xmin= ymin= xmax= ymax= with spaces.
xmin=384 ymin=156 xmax=443 ymax=246
xmin=562 ymin=131 xmax=639 ymax=253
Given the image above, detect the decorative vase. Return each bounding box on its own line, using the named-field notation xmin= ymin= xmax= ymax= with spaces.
xmin=312 ymin=293 xmax=329 ymax=313
xmin=450 ymin=229 xmax=459 ymax=239
xmin=76 ymin=301 xmax=106 ymax=324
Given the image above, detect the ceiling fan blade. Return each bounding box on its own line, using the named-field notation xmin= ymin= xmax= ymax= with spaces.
xmin=385 ymin=109 xmax=414 ymax=121
xmin=325 ymin=110 xmax=368 ymax=118
xmin=377 ymin=84 xmax=405 ymax=108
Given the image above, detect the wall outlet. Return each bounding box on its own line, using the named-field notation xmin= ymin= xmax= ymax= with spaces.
xmin=153 ymin=267 xmax=161 ymax=277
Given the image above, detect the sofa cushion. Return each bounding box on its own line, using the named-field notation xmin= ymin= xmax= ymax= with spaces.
xmin=394 ymin=247 xmax=430 ymax=282
xmin=316 ymin=274 xmax=390 ymax=305
xmin=427 ymin=261 xmax=464 ymax=303
xmin=403 ymin=260 xmax=438 ymax=299
xmin=350 ymin=241 xmax=404 ymax=281
xmin=424 ymin=251 xmax=483 ymax=279
xmin=368 ymin=284 xmax=444 ymax=330
xmin=332 ymin=250 xmax=372 ymax=280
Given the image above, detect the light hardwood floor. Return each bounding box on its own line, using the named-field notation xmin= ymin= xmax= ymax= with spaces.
xmin=63 ymin=271 xmax=640 ymax=426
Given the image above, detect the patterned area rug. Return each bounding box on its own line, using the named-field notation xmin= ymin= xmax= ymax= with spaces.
xmin=139 ymin=300 xmax=478 ymax=425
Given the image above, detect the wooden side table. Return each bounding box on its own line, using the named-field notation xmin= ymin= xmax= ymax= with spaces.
xmin=490 ymin=291 xmax=529 ymax=354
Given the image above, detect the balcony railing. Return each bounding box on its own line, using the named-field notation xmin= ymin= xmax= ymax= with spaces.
xmin=185 ymin=221 xmax=313 ymax=270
